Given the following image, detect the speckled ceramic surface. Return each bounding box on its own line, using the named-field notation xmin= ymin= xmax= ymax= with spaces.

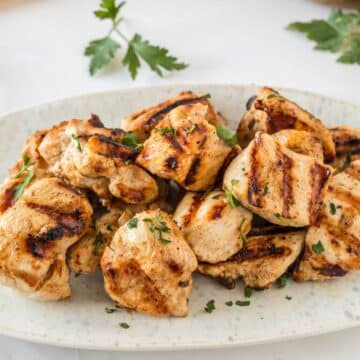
xmin=0 ymin=84 xmax=359 ymax=351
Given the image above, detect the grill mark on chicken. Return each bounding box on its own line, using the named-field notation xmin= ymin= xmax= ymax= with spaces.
xmin=278 ymin=151 xmax=293 ymax=218
xmin=182 ymin=194 xmax=202 ymax=227
xmin=184 ymin=156 xmax=201 ymax=186
xmin=335 ymin=138 xmax=360 ymax=155
xmin=207 ymin=203 xmax=227 ymax=220
xmin=88 ymin=114 xmax=104 ymax=128
xmin=247 ymin=137 xmax=262 ymax=207
xmin=0 ymin=186 xmax=16 ymax=213
xmin=164 ymin=133 xmax=184 ymax=152
xmin=228 ymin=239 xmax=291 ymax=262
xmin=143 ymin=96 xmax=209 ymax=130
xmin=92 ymin=134 xmax=137 ymax=160
xmin=178 ymin=280 xmax=190 ymax=288
xmin=165 ymin=156 xmax=178 ymax=170
xmin=308 ymin=164 xmax=332 ymax=222
xmin=56 ymin=181 xmax=82 ymax=196
xmin=215 ymin=145 xmax=241 ymax=185
xmin=318 ymin=264 xmax=347 ymax=277
xmin=167 ymin=260 xmax=183 ymax=274
xmin=248 ymin=225 xmax=295 ymax=237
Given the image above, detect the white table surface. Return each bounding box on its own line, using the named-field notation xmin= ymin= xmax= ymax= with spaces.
xmin=0 ymin=0 xmax=359 ymax=358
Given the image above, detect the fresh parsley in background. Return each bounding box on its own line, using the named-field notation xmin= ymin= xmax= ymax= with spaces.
xmin=287 ymin=9 xmax=360 ymax=65
xmin=85 ymin=0 xmax=188 ymax=78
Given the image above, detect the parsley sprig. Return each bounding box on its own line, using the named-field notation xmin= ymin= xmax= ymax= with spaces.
xmin=85 ymin=1 xmax=188 ymax=78
xmin=12 ymin=153 xmax=35 ymax=203
xmin=287 ymin=9 xmax=360 ymax=65
xmin=143 ymin=215 xmax=171 ymax=244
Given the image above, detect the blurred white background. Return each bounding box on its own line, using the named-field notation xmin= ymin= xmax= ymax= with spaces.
xmin=0 ymin=0 xmax=359 ymax=359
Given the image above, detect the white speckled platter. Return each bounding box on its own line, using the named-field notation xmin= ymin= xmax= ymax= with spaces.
xmin=0 ymin=84 xmax=359 ymax=350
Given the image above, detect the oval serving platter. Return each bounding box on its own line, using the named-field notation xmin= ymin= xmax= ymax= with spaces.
xmin=0 ymin=84 xmax=359 ymax=350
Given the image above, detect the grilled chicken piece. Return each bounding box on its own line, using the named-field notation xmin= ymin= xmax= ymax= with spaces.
xmin=293 ymin=160 xmax=360 ymax=281
xmin=330 ymin=126 xmax=360 ymax=171
xmin=224 ymin=132 xmax=333 ymax=227
xmin=137 ymin=103 xmax=232 ymax=191
xmin=237 ymin=87 xmax=335 ymax=162
xmin=122 ymin=91 xmax=223 ymax=141
xmin=198 ymin=231 xmax=305 ymax=289
xmin=101 ymin=210 xmax=197 ymax=317
xmin=37 ymin=116 xmax=158 ymax=204
xmin=173 ymin=190 xmax=252 ymax=263
xmin=68 ymin=206 xmax=132 ymax=275
xmin=273 ymin=129 xmax=324 ymax=162
xmin=0 ymin=177 xmax=92 ymax=300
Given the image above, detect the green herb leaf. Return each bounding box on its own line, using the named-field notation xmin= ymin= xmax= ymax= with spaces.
xmin=15 ymin=154 xmax=31 ymax=179
xmin=231 ymin=179 xmax=239 ymax=186
xmin=244 ymin=286 xmax=252 ymax=298
xmin=71 ymin=134 xmax=83 ymax=152
xmin=263 ymin=182 xmax=269 ymax=195
xmin=122 ymin=43 xmax=141 ymax=79
xmin=200 ymin=188 xmax=212 ymax=200
xmin=287 ymin=9 xmax=360 ymax=65
xmin=330 ymin=202 xmax=336 ymax=215
xmin=13 ymin=170 xmax=34 ymax=203
xmin=285 ymin=295 xmax=292 ymax=300
xmin=119 ymin=322 xmax=130 ymax=329
xmin=85 ymin=37 xmax=121 ymax=76
xmin=235 ymin=300 xmax=250 ymax=307
xmin=267 ymin=94 xmax=278 ymax=99
xmin=225 ymin=300 xmax=233 ymax=307
xmin=105 ymin=307 xmax=117 ymax=313
xmin=154 ymin=127 xmax=177 ymax=136
xmin=276 ymin=273 xmax=289 ymax=289
xmin=94 ymin=0 xmax=126 ymax=21
xmin=312 ymin=240 xmax=325 ymax=254
xmin=216 ymin=126 xmax=238 ymax=147
xmin=225 ymin=189 xmax=240 ymax=208
xmin=340 ymin=151 xmax=352 ymax=171
xmin=204 ymin=299 xmax=215 ymax=313
xmin=239 ymin=218 xmax=248 ymax=244
xmin=275 ymin=213 xmax=293 ymax=226
xmin=127 ymin=217 xmax=138 ymax=229
xmin=185 ymin=124 xmax=196 ymax=134
xmin=122 ymin=132 xmax=143 ymax=151
xmin=106 ymin=223 xmax=113 ymax=232
xmin=212 ymin=194 xmax=221 ymax=200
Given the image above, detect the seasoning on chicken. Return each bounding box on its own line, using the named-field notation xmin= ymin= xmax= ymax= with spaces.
xmin=122 ymin=91 xmax=223 ymax=141
xmin=0 ymin=177 xmax=92 ymax=300
xmin=68 ymin=205 xmax=131 ymax=275
xmin=237 ymin=87 xmax=335 ymax=162
xmin=330 ymin=126 xmax=360 ymax=171
xmin=293 ymin=160 xmax=360 ymax=282
xmin=173 ymin=190 xmax=252 ymax=263
xmin=273 ymin=129 xmax=324 ymax=162
xmin=37 ymin=115 xmax=159 ymax=204
xmin=198 ymin=231 xmax=305 ymax=289
xmin=101 ymin=210 xmax=198 ymax=317
xmin=136 ymin=103 xmax=232 ymax=191
xmin=223 ymin=132 xmax=333 ymax=227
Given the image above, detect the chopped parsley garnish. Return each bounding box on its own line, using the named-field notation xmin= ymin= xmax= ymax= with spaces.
xmin=225 ymin=189 xmax=240 ymax=208
xmin=93 ymin=222 xmax=103 ymax=254
xmin=13 ymin=170 xmax=34 ymax=204
xmin=225 ymin=300 xmax=233 ymax=307
xmin=71 ymin=134 xmax=82 ymax=152
xmin=340 ymin=152 xmax=352 ymax=171
xmin=267 ymin=94 xmax=277 ymax=99
xmin=143 ymin=215 xmax=171 ymax=244
xmin=106 ymin=223 xmax=113 ymax=232
xmin=203 ymin=93 xmax=211 ymax=99
xmin=312 ymin=240 xmax=325 ymax=254
xmin=275 ymin=213 xmax=292 ymax=226
xmin=244 ymin=286 xmax=253 ymax=298
xmin=105 ymin=307 xmax=117 ymax=313
xmin=216 ymin=126 xmax=238 ymax=147
xmin=263 ymin=182 xmax=269 ymax=195
xmin=231 ymin=179 xmax=239 ymax=186
xmin=276 ymin=273 xmax=289 ymax=288
xmin=212 ymin=194 xmax=221 ymax=200
xmin=14 ymin=154 xmax=31 ymax=179
xmin=242 ymin=167 xmax=246 ymax=172
xmin=200 ymin=188 xmax=212 ymax=200
xmin=119 ymin=322 xmax=130 ymax=329
xmin=239 ymin=218 xmax=248 ymax=244
xmin=127 ymin=217 xmax=139 ymax=229
xmin=185 ymin=124 xmax=196 ymax=134
xmin=155 ymin=127 xmax=177 ymax=136
xmin=235 ymin=300 xmax=250 ymax=307
xmin=330 ymin=202 xmax=336 ymax=215
xmin=122 ymin=132 xmax=143 ymax=151
xmin=285 ymin=295 xmax=292 ymax=301
xmin=204 ymin=299 xmax=215 ymax=313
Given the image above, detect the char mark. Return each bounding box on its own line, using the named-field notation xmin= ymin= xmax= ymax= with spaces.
xmin=247 ymin=137 xmax=262 ymax=207
xmin=319 ymin=264 xmax=347 ymax=277
xmin=184 ymin=156 xmax=201 ymax=186
xmin=88 ymin=114 xmax=104 ymax=128
xmin=308 ymin=164 xmax=331 ymax=223
xmin=164 ymin=133 xmax=184 ymax=152
xmin=248 ymin=225 xmax=296 ymax=237
xmin=246 ymin=95 xmax=257 ymax=110
xmin=0 ymin=185 xmax=16 ymax=213
xmin=93 ymin=134 xmax=137 ymax=160
xmin=144 ymin=96 xmax=207 ymax=130
xmin=335 ymin=137 xmax=360 ymax=155
xmin=208 ymin=203 xmax=226 ymax=220
xmin=278 ymin=151 xmax=293 ymax=218
xmin=182 ymin=194 xmax=202 ymax=227
xmin=26 ymin=227 xmax=64 ymax=258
